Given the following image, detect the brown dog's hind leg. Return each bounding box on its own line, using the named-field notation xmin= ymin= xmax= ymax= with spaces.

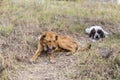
xmin=65 ymin=48 xmax=77 ymax=56
xmin=61 ymin=45 xmax=78 ymax=56
xmin=30 ymin=42 xmax=43 ymax=62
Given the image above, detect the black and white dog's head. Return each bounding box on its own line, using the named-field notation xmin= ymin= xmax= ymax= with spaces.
xmin=85 ymin=26 xmax=109 ymax=42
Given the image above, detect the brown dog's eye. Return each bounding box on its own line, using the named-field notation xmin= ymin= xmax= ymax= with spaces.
xmin=48 ymin=41 xmax=51 ymax=42
xmin=55 ymin=35 xmax=58 ymax=40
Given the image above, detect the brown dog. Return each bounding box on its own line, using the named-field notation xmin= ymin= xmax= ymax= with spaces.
xmin=30 ymin=31 xmax=90 ymax=63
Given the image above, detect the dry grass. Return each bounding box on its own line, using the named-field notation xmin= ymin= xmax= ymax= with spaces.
xmin=0 ymin=0 xmax=120 ymax=80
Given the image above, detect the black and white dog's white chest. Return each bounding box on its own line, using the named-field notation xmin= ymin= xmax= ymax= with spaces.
xmin=85 ymin=26 xmax=109 ymax=42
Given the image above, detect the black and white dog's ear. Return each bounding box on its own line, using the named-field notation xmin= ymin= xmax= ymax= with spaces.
xmin=97 ymin=30 xmax=105 ymax=38
xmin=89 ymin=28 xmax=95 ymax=38
xmin=102 ymin=30 xmax=109 ymax=37
xmin=85 ymin=28 xmax=90 ymax=34
xmin=104 ymin=31 xmax=109 ymax=35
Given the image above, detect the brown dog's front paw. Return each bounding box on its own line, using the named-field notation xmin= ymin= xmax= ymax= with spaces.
xmin=29 ymin=58 xmax=36 ymax=64
xmin=50 ymin=59 xmax=56 ymax=64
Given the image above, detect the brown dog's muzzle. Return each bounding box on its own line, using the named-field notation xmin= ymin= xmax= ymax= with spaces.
xmin=46 ymin=45 xmax=56 ymax=54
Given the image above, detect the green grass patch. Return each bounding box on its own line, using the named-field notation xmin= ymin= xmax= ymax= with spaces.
xmin=0 ymin=53 xmax=9 ymax=80
xmin=0 ymin=23 xmax=14 ymax=37
xmin=1 ymin=0 xmax=120 ymax=27
xmin=69 ymin=24 xmax=85 ymax=33
xmin=0 ymin=70 xmax=9 ymax=80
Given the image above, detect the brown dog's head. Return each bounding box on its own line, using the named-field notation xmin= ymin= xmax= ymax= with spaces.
xmin=39 ymin=31 xmax=58 ymax=53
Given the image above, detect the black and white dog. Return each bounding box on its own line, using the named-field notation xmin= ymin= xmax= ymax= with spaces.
xmin=85 ymin=26 xmax=109 ymax=42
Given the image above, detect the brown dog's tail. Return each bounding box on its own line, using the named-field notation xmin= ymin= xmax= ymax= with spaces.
xmin=77 ymin=43 xmax=91 ymax=52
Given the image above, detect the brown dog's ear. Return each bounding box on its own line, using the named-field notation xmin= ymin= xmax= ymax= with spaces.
xmin=38 ymin=34 xmax=46 ymax=40
xmin=41 ymin=34 xmax=46 ymax=40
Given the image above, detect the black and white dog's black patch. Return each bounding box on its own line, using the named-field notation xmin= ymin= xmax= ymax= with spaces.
xmin=85 ymin=26 xmax=109 ymax=42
